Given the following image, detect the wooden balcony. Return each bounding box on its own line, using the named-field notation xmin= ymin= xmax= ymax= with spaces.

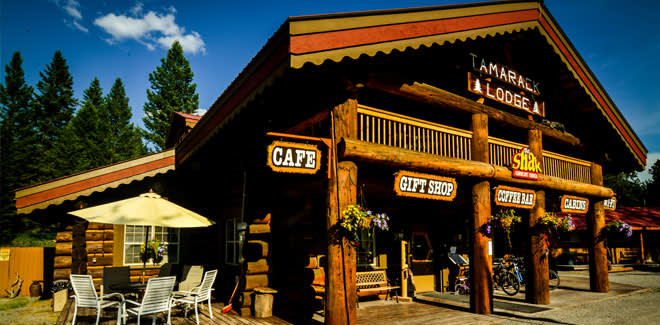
xmin=357 ymin=105 xmax=591 ymax=184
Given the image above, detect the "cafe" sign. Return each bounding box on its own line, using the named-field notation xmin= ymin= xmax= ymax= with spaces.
xmin=394 ymin=170 xmax=457 ymax=201
xmin=560 ymin=195 xmax=589 ymax=213
xmin=511 ymin=147 xmax=542 ymax=180
xmin=494 ymin=185 xmax=536 ymax=209
xmin=604 ymin=197 xmax=617 ymax=210
xmin=267 ymin=140 xmax=321 ymax=174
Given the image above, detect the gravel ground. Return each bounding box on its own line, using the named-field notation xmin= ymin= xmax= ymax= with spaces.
xmin=498 ymin=271 xmax=660 ymax=325
xmin=0 ymin=297 xmax=59 ymax=325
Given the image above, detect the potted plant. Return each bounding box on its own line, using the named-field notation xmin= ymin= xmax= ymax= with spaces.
xmin=141 ymin=239 xmax=168 ymax=265
xmin=338 ymin=205 xmax=389 ymax=246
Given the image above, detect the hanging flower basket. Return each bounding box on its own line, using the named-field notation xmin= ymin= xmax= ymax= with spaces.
xmin=141 ymin=239 xmax=168 ymax=265
xmin=479 ymin=208 xmax=521 ymax=250
xmin=338 ymin=205 xmax=389 ymax=246
xmin=601 ymin=219 xmax=633 ymax=240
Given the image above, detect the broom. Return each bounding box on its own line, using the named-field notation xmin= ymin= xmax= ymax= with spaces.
xmin=222 ymin=280 xmax=240 ymax=313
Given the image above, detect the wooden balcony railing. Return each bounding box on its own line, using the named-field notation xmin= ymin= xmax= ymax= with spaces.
xmin=357 ymin=105 xmax=591 ymax=184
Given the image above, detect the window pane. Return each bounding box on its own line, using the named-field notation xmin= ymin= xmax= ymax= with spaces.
xmin=168 ymin=229 xmax=179 ymax=242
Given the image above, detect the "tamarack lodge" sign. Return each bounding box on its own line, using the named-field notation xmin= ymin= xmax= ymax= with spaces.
xmin=467 ymin=53 xmax=545 ymax=116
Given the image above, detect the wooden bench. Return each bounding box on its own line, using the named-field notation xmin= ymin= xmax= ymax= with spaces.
xmin=356 ymin=270 xmax=399 ymax=308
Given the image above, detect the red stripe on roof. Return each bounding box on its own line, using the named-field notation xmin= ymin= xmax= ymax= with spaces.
xmin=16 ymin=156 xmax=175 ymax=209
xmin=290 ymin=9 xmax=540 ymax=54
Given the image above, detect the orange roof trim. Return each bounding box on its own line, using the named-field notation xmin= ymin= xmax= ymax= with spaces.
xmin=15 ymin=149 xmax=175 ymax=214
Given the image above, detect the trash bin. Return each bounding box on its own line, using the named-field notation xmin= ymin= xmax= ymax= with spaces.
xmin=253 ymin=287 xmax=278 ymax=318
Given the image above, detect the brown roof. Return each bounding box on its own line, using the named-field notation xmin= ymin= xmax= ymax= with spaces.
xmin=15 ymin=149 xmax=175 ymax=214
xmin=561 ymin=207 xmax=660 ymax=230
xmin=176 ymin=0 xmax=646 ymax=169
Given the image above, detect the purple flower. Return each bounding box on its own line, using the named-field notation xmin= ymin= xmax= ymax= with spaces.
xmin=486 ymin=224 xmax=492 ymax=235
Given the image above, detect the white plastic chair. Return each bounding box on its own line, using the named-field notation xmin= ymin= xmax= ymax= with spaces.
xmin=69 ymin=274 xmax=123 ymax=325
xmin=172 ymin=269 xmax=217 ymax=324
xmin=122 ymin=276 xmax=176 ymax=325
xmin=177 ymin=265 xmax=204 ymax=292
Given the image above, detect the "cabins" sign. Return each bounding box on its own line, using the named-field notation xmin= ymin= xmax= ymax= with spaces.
xmin=511 ymin=147 xmax=542 ymax=180
xmin=494 ymin=185 xmax=536 ymax=209
xmin=267 ymin=140 xmax=321 ymax=174
xmin=394 ymin=170 xmax=457 ymax=201
xmin=561 ymin=195 xmax=589 ymax=213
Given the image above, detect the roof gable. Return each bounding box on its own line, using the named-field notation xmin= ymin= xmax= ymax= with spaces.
xmin=177 ymin=0 xmax=646 ymax=168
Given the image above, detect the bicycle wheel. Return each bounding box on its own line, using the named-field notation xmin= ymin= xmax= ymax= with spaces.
xmin=549 ymin=269 xmax=560 ymax=290
xmin=501 ymin=272 xmax=520 ymax=296
xmin=454 ymin=283 xmax=468 ymax=295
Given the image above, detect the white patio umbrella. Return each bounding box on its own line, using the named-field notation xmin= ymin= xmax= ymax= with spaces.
xmin=69 ymin=191 xmax=214 ymax=281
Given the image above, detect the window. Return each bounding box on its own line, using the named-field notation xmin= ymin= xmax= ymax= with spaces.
xmin=124 ymin=225 xmax=179 ymax=265
xmin=226 ymin=218 xmax=240 ymax=265
xmin=357 ymin=228 xmax=377 ymax=267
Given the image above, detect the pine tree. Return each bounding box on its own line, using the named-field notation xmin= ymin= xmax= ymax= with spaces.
xmin=647 ymin=160 xmax=660 ymax=206
xmin=34 ymin=50 xmax=77 ymax=180
xmin=103 ymin=78 xmax=146 ymax=162
xmin=59 ymin=78 xmax=105 ymax=173
xmin=143 ymin=41 xmax=199 ymax=150
xmin=0 ymin=52 xmax=37 ymax=242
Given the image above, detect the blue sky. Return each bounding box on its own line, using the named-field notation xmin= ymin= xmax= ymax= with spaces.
xmin=1 ymin=0 xmax=659 ymax=178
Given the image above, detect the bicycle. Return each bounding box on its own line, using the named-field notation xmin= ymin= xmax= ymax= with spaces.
xmin=493 ymin=258 xmax=520 ymax=296
xmin=504 ymin=256 xmax=560 ymax=295
xmin=454 ymin=265 xmax=470 ymax=295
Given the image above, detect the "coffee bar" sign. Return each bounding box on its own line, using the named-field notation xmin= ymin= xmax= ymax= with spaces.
xmin=394 ymin=170 xmax=457 ymax=201
xmin=494 ymin=185 xmax=536 ymax=209
xmin=267 ymin=140 xmax=321 ymax=174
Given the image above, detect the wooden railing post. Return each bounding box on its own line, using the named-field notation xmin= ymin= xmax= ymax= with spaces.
xmin=588 ymin=163 xmax=609 ymax=292
xmin=326 ymin=98 xmax=358 ymax=325
xmin=470 ymin=113 xmax=492 ymax=314
xmin=526 ymin=129 xmax=550 ymax=304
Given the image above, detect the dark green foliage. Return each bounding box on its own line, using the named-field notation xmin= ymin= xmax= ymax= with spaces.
xmin=143 ymin=41 xmax=199 ymax=150
xmin=103 ymin=78 xmax=146 ymax=161
xmin=0 ymin=52 xmax=37 ymax=243
xmin=604 ymin=172 xmax=647 ymax=207
xmin=33 ymin=50 xmax=77 ymax=180
xmin=58 ymin=78 xmax=105 ymax=173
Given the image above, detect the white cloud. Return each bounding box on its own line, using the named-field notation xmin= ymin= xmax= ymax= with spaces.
xmin=130 ymin=2 xmax=143 ymax=16
xmin=157 ymin=31 xmax=205 ymax=55
xmin=72 ymin=20 xmax=88 ymax=33
xmin=94 ymin=6 xmax=205 ymax=54
xmin=637 ymin=152 xmax=660 ymax=182
xmin=54 ymin=0 xmax=88 ymax=32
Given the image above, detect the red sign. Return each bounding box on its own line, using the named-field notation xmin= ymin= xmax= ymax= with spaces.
xmin=510 ymin=147 xmax=542 ymax=180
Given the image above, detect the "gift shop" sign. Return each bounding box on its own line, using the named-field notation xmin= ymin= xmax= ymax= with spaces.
xmin=394 ymin=170 xmax=457 ymax=201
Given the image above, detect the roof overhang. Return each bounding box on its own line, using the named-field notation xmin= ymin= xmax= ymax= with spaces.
xmin=176 ymin=0 xmax=646 ymax=168
xmin=15 ymin=149 xmax=175 ymax=214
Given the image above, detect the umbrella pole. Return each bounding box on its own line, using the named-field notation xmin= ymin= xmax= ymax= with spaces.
xmin=143 ymin=226 xmax=150 ymax=284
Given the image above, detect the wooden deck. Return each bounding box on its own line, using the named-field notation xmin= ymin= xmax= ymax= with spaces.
xmin=56 ymin=298 xmax=291 ymax=325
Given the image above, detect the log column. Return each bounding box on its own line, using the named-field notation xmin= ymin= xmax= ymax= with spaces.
xmin=526 ymin=129 xmax=550 ymax=304
xmin=470 ymin=113 xmax=492 ymax=314
xmin=326 ymin=98 xmax=358 ymax=325
xmin=588 ymin=163 xmax=609 ymax=292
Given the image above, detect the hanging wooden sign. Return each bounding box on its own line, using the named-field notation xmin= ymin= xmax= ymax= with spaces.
xmin=267 ymin=140 xmax=321 ymax=174
xmin=494 ymin=185 xmax=536 ymax=209
xmin=468 ymin=72 xmax=545 ymax=117
xmin=604 ymin=197 xmax=617 ymax=210
xmin=560 ymin=195 xmax=589 ymax=213
xmin=394 ymin=170 xmax=457 ymax=201
xmin=510 ymin=147 xmax=542 ymax=180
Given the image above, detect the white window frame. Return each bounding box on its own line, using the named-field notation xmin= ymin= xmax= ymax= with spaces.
xmin=225 ymin=218 xmax=240 ymax=265
xmin=123 ymin=225 xmax=180 ymax=265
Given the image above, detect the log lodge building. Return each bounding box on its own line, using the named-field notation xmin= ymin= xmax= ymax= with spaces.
xmin=15 ymin=1 xmax=650 ymax=323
